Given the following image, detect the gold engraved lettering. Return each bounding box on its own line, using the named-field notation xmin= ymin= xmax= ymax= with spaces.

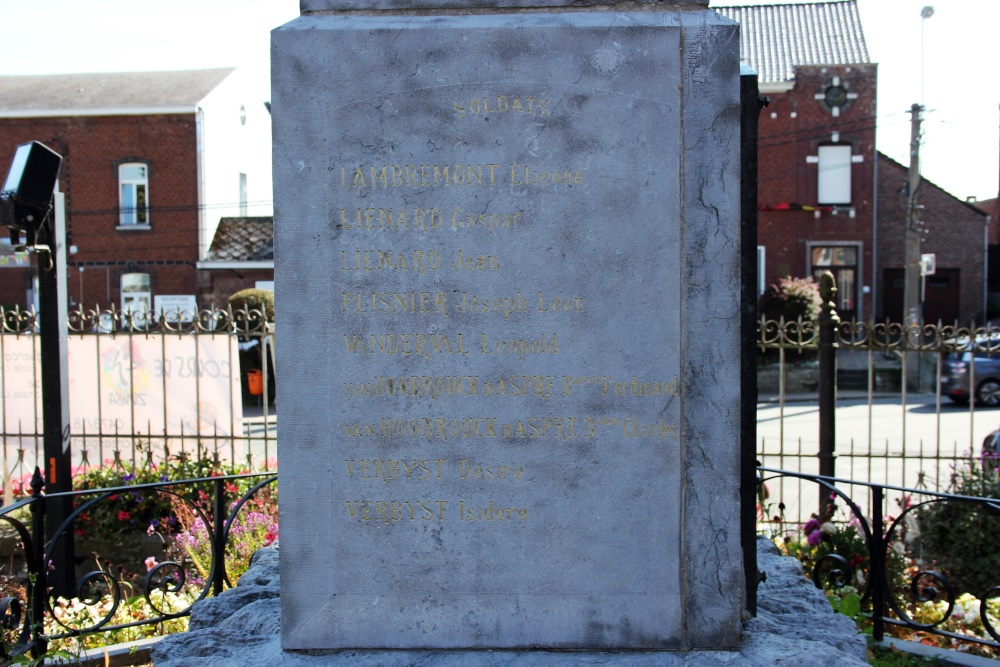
xmin=345 ymin=500 xmax=448 ymax=524
xmin=450 ymin=208 xmax=521 ymax=233
xmin=343 ymin=374 xmax=557 ymax=401
xmin=339 ymin=207 xmax=443 ymax=232
xmin=458 ymin=500 xmax=528 ymax=522
xmin=343 ymin=332 xmax=469 ymax=356
xmin=340 ymin=164 xmax=498 ymax=188
xmin=452 ymin=249 xmax=499 ymax=271
xmin=509 ymin=164 xmax=584 ymax=187
xmin=344 ymin=458 xmax=445 ymax=482
xmin=453 ymin=94 xmax=549 ymax=119
xmin=602 ymin=375 xmax=681 ymax=397
xmin=537 ymin=291 xmax=585 ymax=314
xmin=341 ymin=292 xmax=449 ymax=317
xmin=480 ymin=332 xmax=558 ymax=359
xmin=376 ymin=415 xmax=585 ymax=441
xmin=459 ymin=459 xmax=525 ymax=480
xmin=455 ymin=291 xmax=528 ymax=319
xmin=623 ymin=418 xmax=680 ymax=439
xmin=341 ymin=249 xmax=441 ymax=275
xmin=560 ymin=375 xmax=613 ymax=396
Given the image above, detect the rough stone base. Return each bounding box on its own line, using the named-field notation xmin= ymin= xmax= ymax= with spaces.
xmin=151 ymin=538 xmax=868 ymax=666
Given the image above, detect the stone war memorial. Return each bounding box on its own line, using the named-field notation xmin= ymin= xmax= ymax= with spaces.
xmin=273 ymin=0 xmax=744 ymax=656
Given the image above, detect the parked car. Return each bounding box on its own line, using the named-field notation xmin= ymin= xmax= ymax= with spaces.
xmin=984 ymin=428 xmax=1000 ymax=458
xmin=940 ymin=348 xmax=1000 ymax=406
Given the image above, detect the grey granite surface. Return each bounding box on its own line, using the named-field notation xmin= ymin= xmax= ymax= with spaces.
xmin=301 ymin=1 xmax=711 ymax=13
xmin=272 ymin=4 xmax=741 ymax=651
xmin=151 ymin=539 xmax=869 ymax=666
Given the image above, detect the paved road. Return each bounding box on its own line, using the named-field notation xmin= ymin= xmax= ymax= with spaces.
xmin=757 ymin=393 xmax=999 ymax=522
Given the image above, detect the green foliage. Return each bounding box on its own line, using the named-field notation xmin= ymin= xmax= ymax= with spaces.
xmin=868 ymin=643 xmax=943 ymax=666
xmin=916 ymin=457 xmax=1000 ymax=599
xmin=73 ymin=453 xmax=254 ymax=539
xmin=227 ymin=288 xmax=275 ymax=323
xmin=758 ymin=276 xmax=822 ymax=323
xmin=829 ymin=588 xmax=862 ymax=621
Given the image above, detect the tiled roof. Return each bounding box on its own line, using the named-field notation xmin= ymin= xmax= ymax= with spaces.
xmin=712 ymin=1 xmax=870 ymax=84
xmin=0 ymin=69 xmax=235 ymax=113
xmin=207 ymin=217 xmax=274 ymax=262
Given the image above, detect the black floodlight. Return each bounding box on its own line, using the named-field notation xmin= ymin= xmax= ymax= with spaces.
xmin=0 ymin=141 xmax=63 ymax=242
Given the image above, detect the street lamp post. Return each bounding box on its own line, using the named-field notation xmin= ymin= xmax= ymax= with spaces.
xmin=0 ymin=141 xmax=75 ymax=597
xmin=920 ymin=6 xmax=934 ymax=105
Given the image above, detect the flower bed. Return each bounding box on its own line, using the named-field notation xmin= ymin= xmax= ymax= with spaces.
xmin=0 ymin=456 xmax=278 ymax=657
xmin=759 ymin=462 xmax=1000 ymax=659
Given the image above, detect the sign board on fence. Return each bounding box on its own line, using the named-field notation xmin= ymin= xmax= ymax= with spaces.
xmin=0 ymin=334 xmax=241 ymax=442
xmin=273 ymin=0 xmax=743 ymax=652
xmin=153 ymin=295 xmax=198 ymax=323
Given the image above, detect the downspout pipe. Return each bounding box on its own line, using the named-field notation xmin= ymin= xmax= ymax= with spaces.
xmin=986 ymin=214 xmax=992 ymax=323
xmin=871 ymin=150 xmax=878 ymax=321
xmin=196 ymin=107 xmax=206 ymax=261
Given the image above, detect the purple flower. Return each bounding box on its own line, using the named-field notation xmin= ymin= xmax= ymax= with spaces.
xmin=807 ymin=531 xmax=822 ymax=547
xmin=803 ymin=519 xmax=820 ymax=534
xmin=122 ymin=473 xmax=135 ymax=483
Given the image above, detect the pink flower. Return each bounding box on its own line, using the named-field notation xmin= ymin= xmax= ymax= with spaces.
xmin=145 ymin=557 xmax=158 ymax=572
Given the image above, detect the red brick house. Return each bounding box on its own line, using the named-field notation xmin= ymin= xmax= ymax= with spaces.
xmin=0 ymin=69 xmax=272 ymax=315
xmin=197 ymin=216 xmax=274 ymax=308
xmin=877 ymin=154 xmax=988 ymax=324
xmin=716 ymin=1 xmax=876 ymax=321
xmin=716 ymin=0 xmax=987 ymax=323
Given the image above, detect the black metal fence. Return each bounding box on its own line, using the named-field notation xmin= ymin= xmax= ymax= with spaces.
xmin=757 ymin=275 xmax=1000 ymax=524
xmin=0 ymin=305 xmax=277 ymax=503
xmin=759 ymin=466 xmax=1000 ymax=655
xmin=0 ymin=469 xmax=276 ymax=661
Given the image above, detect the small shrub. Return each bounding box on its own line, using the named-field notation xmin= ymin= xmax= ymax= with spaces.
xmin=916 ymin=456 xmax=1000 ymax=599
xmin=758 ymin=276 xmax=823 ymax=365
xmin=227 ymin=288 xmax=275 ymax=326
xmin=758 ymin=276 xmax=822 ymax=323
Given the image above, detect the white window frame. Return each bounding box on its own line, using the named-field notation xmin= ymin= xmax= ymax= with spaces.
xmin=817 ymin=145 xmax=852 ymax=205
xmin=756 ymin=246 xmax=766 ymax=295
xmin=121 ymin=272 xmax=152 ymax=325
xmin=118 ymin=163 xmax=150 ymax=227
xmin=806 ymin=241 xmax=863 ymax=319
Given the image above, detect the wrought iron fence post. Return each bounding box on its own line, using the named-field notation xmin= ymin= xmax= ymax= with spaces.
xmin=212 ymin=477 xmax=227 ymax=596
xmin=28 ymin=467 xmax=47 ymax=658
xmin=740 ymin=65 xmax=767 ymax=618
xmin=817 ymin=271 xmax=840 ymax=512
xmin=870 ymin=484 xmax=885 ymax=642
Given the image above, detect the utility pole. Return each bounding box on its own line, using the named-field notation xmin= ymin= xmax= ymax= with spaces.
xmin=904 ymin=103 xmax=923 ymax=328
xmin=904 ymin=103 xmax=923 ymax=390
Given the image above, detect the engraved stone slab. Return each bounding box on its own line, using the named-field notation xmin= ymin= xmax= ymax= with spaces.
xmin=301 ymin=1 xmax=710 ymax=11
xmin=272 ymin=6 xmax=742 ymax=652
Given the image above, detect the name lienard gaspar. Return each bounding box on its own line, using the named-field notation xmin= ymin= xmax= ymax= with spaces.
xmin=339 ymin=206 xmax=522 ymax=234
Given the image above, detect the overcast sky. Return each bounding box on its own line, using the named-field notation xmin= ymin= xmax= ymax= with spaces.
xmin=0 ymin=0 xmax=996 ymax=202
